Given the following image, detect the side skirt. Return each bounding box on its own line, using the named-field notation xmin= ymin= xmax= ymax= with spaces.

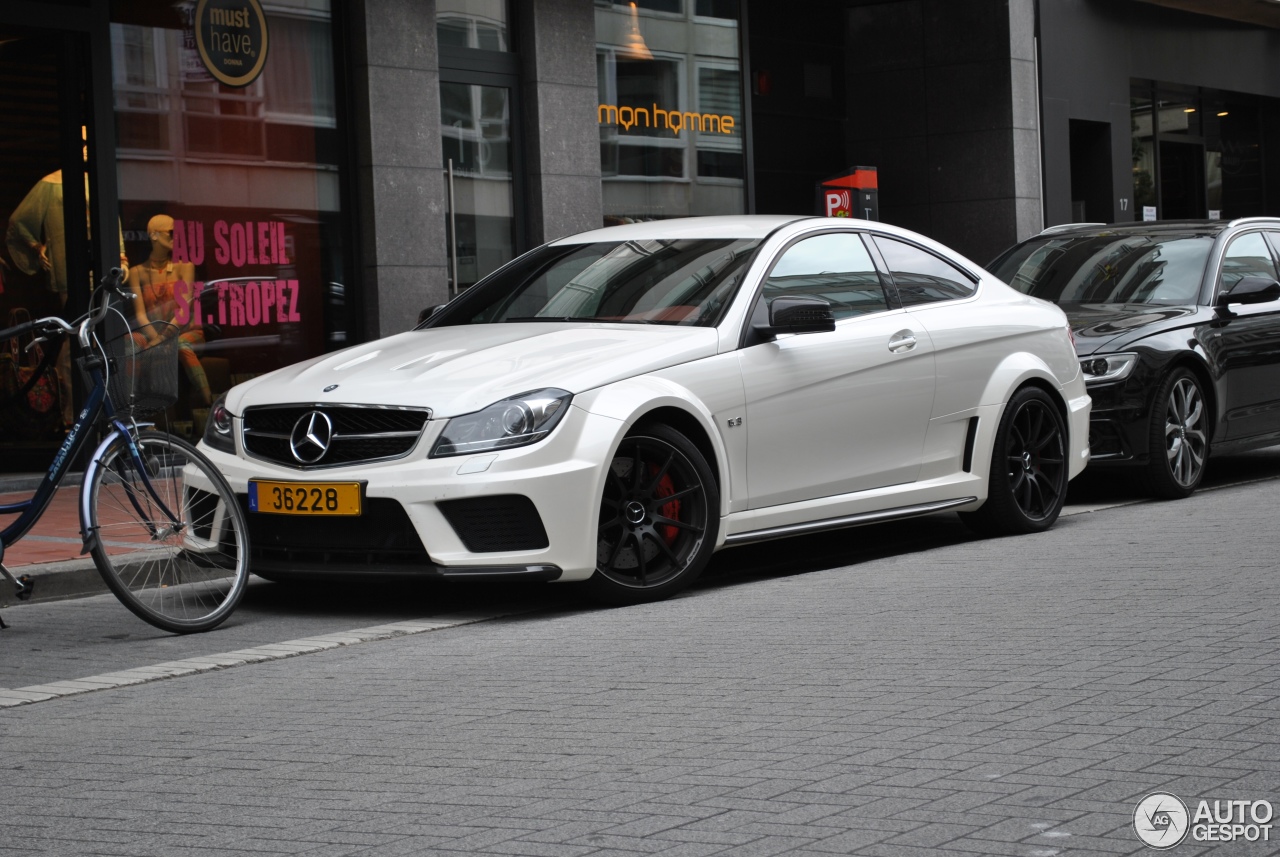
xmin=723 ymin=497 xmax=978 ymax=546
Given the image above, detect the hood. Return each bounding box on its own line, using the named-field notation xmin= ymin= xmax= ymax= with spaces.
xmin=227 ymin=323 xmax=719 ymax=417
xmin=1059 ymin=302 xmax=1200 ymax=355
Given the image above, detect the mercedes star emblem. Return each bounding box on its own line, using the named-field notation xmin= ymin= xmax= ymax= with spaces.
xmin=290 ymin=411 xmax=334 ymax=464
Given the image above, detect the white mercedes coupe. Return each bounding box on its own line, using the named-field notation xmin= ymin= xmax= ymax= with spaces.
xmin=200 ymin=215 xmax=1090 ymax=604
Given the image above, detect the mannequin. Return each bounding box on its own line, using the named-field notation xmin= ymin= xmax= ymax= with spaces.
xmin=129 ymin=214 xmax=211 ymax=407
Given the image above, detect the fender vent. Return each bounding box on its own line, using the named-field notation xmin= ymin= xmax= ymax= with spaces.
xmin=962 ymin=417 xmax=979 ymax=472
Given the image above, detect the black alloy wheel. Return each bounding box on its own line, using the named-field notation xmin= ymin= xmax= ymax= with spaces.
xmin=1143 ymin=367 xmax=1208 ymax=499
xmin=590 ymin=423 xmax=719 ymax=605
xmin=960 ymin=386 xmax=1068 ymax=537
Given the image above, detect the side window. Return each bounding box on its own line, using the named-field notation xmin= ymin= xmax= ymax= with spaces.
xmin=1220 ymin=232 xmax=1279 ymax=294
xmin=764 ymin=233 xmax=889 ymax=320
xmin=873 ymin=237 xmax=977 ymax=306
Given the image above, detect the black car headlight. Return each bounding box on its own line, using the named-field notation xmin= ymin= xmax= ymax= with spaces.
xmin=1080 ymin=353 xmax=1138 ymax=384
xmin=202 ymin=394 xmax=236 ymax=454
xmin=430 ymin=388 xmax=572 ymax=458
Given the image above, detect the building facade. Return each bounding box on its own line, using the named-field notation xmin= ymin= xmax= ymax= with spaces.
xmin=2 ymin=0 xmax=1279 ymax=466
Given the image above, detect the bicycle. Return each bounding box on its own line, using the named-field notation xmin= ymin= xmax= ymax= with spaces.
xmin=0 ymin=268 xmax=249 ymax=633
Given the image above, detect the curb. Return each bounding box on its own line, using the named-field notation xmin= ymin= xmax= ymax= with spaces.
xmin=0 ymin=558 xmax=107 ymax=607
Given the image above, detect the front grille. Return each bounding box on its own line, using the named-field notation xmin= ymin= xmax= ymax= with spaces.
xmin=438 ymin=495 xmax=549 ymax=553
xmin=242 ymin=404 xmax=430 ymax=469
xmin=239 ymin=495 xmax=431 ymax=570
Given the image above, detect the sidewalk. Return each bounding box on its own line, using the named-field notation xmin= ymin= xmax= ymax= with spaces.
xmin=1 ymin=477 xmax=118 ymax=602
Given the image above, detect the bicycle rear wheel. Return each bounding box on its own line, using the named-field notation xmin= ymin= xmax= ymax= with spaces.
xmin=87 ymin=430 xmax=248 ymax=633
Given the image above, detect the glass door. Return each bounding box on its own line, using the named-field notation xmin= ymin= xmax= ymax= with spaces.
xmin=440 ymin=80 xmax=517 ymax=292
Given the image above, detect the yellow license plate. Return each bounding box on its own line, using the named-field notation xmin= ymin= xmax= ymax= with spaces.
xmin=249 ymin=480 xmax=363 ymax=516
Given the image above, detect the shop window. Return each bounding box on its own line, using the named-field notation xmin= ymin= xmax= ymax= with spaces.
xmin=437 ymin=0 xmax=510 ymax=51
xmin=109 ymin=0 xmax=350 ymax=439
xmin=595 ymin=0 xmax=746 ymax=223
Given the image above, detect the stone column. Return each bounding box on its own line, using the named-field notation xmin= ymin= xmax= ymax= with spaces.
xmin=1009 ymin=0 xmax=1043 ymax=242
xmin=520 ymin=0 xmax=604 ymax=244
xmin=349 ymin=0 xmax=450 ymax=340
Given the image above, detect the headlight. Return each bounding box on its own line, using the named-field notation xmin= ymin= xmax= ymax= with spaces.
xmin=202 ymin=394 xmax=235 ymax=454
xmin=1079 ymin=353 xmax=1138 ymax=384
xmin=430 ymin=388 xmax=572 ymax=457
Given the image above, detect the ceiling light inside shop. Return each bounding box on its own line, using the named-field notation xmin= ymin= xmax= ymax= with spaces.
xmin=1218 ymin=111 xmax=1230 ymax=116
xmin=620 ymin=2 xmax=654 ymax=61
xmin=1184 ymin=107 xmax=1196 ymax=113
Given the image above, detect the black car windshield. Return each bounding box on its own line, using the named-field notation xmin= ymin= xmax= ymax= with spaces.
xmin=990 ymin=232 xmax=1214 ymax=306
xmin=427 ymin=238 xmax=761 ymax=327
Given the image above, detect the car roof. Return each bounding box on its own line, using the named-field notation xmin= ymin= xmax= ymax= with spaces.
xmin=1032 ymin=217 xmax=1280 ymax=240
xmin=552 ymin=215 xmax=815 ymax=245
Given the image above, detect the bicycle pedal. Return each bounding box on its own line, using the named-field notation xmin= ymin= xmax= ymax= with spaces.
xmin=15 ymin=575 xmax=34 ymax=602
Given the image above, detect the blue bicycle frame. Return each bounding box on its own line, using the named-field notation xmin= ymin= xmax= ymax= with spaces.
xmin=0 ymin=309 xmax=182 ymax=590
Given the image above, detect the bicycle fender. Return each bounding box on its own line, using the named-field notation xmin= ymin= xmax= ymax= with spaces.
xmin=79 ymin=428 xmax=124 ymax=555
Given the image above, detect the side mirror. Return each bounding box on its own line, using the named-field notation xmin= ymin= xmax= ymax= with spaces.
xmin=753 ymin=296 xmax=836 ymax=340
xmin=418 ymin=304 xmax=444 ymax=325
xmin=1216 ymin=276 xmax=1280 ymax=314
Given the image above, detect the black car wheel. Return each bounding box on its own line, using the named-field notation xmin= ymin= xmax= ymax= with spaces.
xmin=1143 ymin=367 xmax=1208 ymax=499
xmin=589 ymin=424 xmax=718 ymax=605
xmin=960 ymin=386 xmax=1068 ymax=537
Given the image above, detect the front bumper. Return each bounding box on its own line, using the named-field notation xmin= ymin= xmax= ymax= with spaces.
xmin=1080 ymin=377 xmax=1153 ymax=466
xmin=201 ymin=404 xmax=620 ymax=583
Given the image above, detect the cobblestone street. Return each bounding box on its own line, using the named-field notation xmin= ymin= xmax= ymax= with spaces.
xmin=2 ymin=463 xmax=1279 ymax=856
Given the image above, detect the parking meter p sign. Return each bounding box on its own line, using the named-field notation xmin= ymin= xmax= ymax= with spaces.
xmin=816 ymin=167 xmax=878 ymax=221
xmin=824 ymin=189 xmax=852 ymax=218
xmin=195 ymin=0 xmax=269 ymax=88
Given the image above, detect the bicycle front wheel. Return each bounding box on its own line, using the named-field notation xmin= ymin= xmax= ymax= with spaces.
xmin=87 ymin=430 xmax=248 ymax=633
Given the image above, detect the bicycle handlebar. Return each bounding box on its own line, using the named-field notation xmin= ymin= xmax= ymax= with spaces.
xmin=0 ymin=316 xmax=73 ymax=344
xmin=0 ymin=268 xmax=132 ymax=349
xmin=77 ymin=267 xmax=133 ymax=349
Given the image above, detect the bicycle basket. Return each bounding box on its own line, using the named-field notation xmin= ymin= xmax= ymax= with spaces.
xmin=99 ymin=323 xmax=181 ymax=416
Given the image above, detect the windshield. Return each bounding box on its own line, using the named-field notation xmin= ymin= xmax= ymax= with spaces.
xmin=427 ymin=238 xmax=761 ymax=327
xmin=989 ymin=233 xmax=1213 ymax=306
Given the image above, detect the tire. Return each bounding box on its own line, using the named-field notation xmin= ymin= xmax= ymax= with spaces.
xmin=960 ymin=386 xmax=1069 ymax=537
xmin=588 ymin=424 xmax=719 ymax=605
xmin=88 ymin=430 xmax=249 ymax=633
xmin=1141 ymin=366 xmax=1208 ymax=499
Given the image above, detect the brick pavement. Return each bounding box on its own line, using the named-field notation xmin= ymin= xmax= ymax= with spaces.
xmin=2 ymin=478 xmax=1279 ymax=855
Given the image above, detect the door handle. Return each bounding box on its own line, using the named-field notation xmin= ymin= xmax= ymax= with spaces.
xmin=888 ymin=330 xmax=917 ymax=353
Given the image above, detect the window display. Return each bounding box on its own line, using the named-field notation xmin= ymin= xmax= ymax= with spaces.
xmin=110 ymin=0 xmax=348 ymax=436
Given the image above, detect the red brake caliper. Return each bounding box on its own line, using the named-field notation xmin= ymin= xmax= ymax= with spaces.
xmin=651 ymin=465 xmax=680 ymax=545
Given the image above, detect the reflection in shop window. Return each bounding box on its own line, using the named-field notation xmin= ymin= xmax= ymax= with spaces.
xmin=110 ymin=0 xmax=349 ymax=440
xmin=440 ymin=82 xmax=515 ymax=291
xmin=595 ymin=0 xmax=745 ymax=223
xmin=437 ymin=0 xmax=509 ymax=51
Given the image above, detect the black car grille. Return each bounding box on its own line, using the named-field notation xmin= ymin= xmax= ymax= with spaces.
xmin=239 ymin=495 xmax=431 ymax=570
xmin=241 ymin=404 xmax=430 ymax=469
xmin=438 ymin=495 xmax=549 ymax=553
xmin=1088 ymin=419 xmax=1127 ymax=459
